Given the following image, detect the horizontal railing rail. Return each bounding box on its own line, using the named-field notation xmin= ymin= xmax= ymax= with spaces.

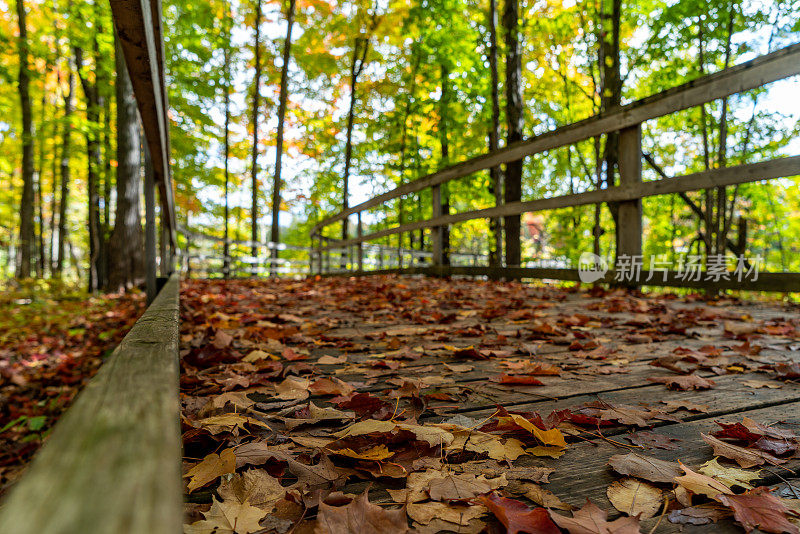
xmin=310 ymin=42 xmax=800 ymax=292
xmin=311 ymin=42 xmax=800 ymax=235
xmin=0 ymin=274 xmax=182 ymax=534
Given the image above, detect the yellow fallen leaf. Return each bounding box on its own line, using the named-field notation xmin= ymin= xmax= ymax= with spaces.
xmin=607 ymin=477 xmax=663 ymax=519
xmin=328 ymin=444 xmax=394 ymax=461
xmin=506 ymin=413 xmax=567 ymax=449
xmin=186 ymin=448 xmax=236 ymax=492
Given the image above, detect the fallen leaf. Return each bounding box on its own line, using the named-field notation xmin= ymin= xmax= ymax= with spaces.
xmin=185 ymin=448 xmax=236 ymax=492
xmin=626 ymin=431 xmax=680 ymax=450
xmin=647 ymin=374 xmax=716 ymax=390
xmin=428 ymin=472 xmax=507 ymax=501
xmin=476 ymin=492 xmax=561 ymax=534
xmin=607 ymin=452 xmax=682 ymax=484
xmin=217 ymin=469 xmax=288 ymax=511
xmin=701 ymin=434 xmax=786 ymax=468
xmin=523 ymin=484 xmax=573 ymax=510
xmin=667 ymin=504 xmax=730 ymax=526
xmin=185 ymin=497 xmax=267 ymax=534
xmin=407 ymin=501 xmax=487 ymax=526
xmin=317 ymin=354 xmax=347 ymax=365
xmin=699 ymin=458 xmax=762 ymax=489
xmin=194 ymin=413 xmax=270 ymax=435
xmin=606 ymin=478 xmax=663 ymax=519
xmin=275 ymin=377 xmax=311 ymax=400
xmin=718 ymin=487 xmax=800 ymax=534
xmin=549 ymin=501 xmax=641 ymax=534
xmin=674 ymin=462 xmax=732 ymax=500
xmin=314 ymin=490 xmax=409 ymax=534
xmin=741 ymin=379 xmax=782 ymax=389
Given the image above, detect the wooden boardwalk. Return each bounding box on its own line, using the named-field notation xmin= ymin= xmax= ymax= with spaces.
xmin=179 ymin=276 xmax=800 ymax=533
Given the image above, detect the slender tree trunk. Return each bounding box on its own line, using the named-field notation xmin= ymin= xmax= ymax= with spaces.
xmin=342 ymin=36 xmax=369 ymax=250
xmin=15 ymin=0 xmax=35 ymax=279
xmin=502 ymin=0 xmax=523 ymax=267
xmin=487 ymin=0 xmax=502 ymax=267
xmin=74 ymin=46 xmax=103 ymax=291
xmin=439 ymin=63 xmax=451 ymax=266
xmin=599 ymin=0 xmax=622 ymax=257
xmin=106 ymin=36 xmax=144 ymax=291
xmin=56 ymin=64 xmax=75 ymax=275
xmin=270 ymin=0 xmax=296 ymax=275
xmin=697 ymin=18 xmax=714 ymax=259
xmin=249 ymin=0 xmax=263 ymax=258
xmin=715 ymin=6 xmax=735 ymax=255
xmin=223 ymin=8 xmax=232 ymax=279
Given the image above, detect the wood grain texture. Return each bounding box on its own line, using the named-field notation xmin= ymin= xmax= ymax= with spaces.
xmin=0 ymin=274 xmax=182 ymax=534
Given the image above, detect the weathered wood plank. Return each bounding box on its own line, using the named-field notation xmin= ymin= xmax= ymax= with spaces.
xmin=312 ymin=42 xmax=800 ymax=233
xmin=0 ymin=274 xmax=182 ymax=534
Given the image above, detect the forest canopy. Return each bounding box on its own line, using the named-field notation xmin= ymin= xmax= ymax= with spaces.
xmin=1 ymin=0 xmax=799 ymax=287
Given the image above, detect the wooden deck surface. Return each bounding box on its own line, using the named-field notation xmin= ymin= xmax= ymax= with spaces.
xmin=179 ymin=276 xmax=800 ymax=533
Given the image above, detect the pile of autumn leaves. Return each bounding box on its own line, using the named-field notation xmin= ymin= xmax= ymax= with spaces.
xmin=179 ymin=366 xmax=800 ymax=531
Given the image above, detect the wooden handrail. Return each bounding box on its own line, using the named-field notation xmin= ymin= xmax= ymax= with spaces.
xmin=0 ymin=274 xmax=182 ymax=534
xmin=111 ymin=0 xmax=176 ymax=250
xmin=311 ymin=41 xmax=800 ymax=234
xmin=318 ymin=155 xmax=800 ymax=251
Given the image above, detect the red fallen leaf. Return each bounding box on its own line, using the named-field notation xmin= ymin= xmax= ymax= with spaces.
xmin=330 ymin=392 xmax=392 ymax=420
xmin=309 ymin=377 xmax=355 ymax=397
xmin=282 ymin=347 xmax=307 ymax=361
xmin=212 ymin=330 xmax=234 ymax=349
xmin=717 ymin=487 xmax=800 ymax=534
xmin=774 ymin=362 xmax=800 ymax=380
xmin=647 ymin=374 xmax=716 ymax=390
xmin=453 ymin=347 xmax=488 ymax=360
xmin=476 ymin=493 xmax=561 ymax=534
xmin=492 ymin=373 xmax=545 ymax=386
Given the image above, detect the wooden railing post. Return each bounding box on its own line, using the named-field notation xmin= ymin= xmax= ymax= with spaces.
xmin=144 ymin=142 xmax=157 ymax=304
xmin=617 ymin=123 xmax=643 ymax=283
xmin=356 ymin=212 xmax=363 ymax=272
xmin=431 ymin=185 xmax=443 ymax=267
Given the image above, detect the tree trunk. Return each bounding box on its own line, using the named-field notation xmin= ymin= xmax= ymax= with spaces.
xmin=15 ymin=0 xmax=35 ymax=279
xmin=487 ymin=0 xmax=503 ymax=267
xmin=250 ymin=0 xmax=263 ymax=258
xmin=56 ymin=64 xmax=75 ymax=275
xmin=502 ymin=0 xmax=523 ymax=267
xmin=598 ymin=0 xmax=622 ymax=258
xmin=342 ymin=35 xmax=369 ymax=257
xmin=106 ymin=36 xmax=144 ymax=292
xmin=439 ymin=63 xmax=451 ymax=266
xmin=223 ymin=7 xmax=232 ymax=278
xmin=270 ymin=0 xmax=296 ymax=274
xmin=74 ymin=45 xmax=103 ymax=291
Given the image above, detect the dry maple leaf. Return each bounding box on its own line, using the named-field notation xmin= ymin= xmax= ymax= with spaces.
xmin=194 ymin=413 xmax=270 ymax=435
xmin=476 ymin=492 xmax=561 ymax=534
xmin=549 ymin=501 xmax=641 ymax=534
xmin=701 ymin=434 xmax=786 ymax=468
xmin=314 ymin=490 xmax=409 ymax=534
xmin=406 ymin=501 xmax=487 ymax=526
xmin=667 ymin=504 xmax=731 ymax=526
xmin=647 ymin=374 xmax=716 ymax=390
xmin=718 ymin=487 xmax=800 ymax=534
xmin=309 ymin=376 xmax=355 ymax=396
xmin=184 ymin=497 xmax=267 ymax=534
xmin=699 ymin=458 xmax=761 ymax=490
xmin=217 ymin=469 xmax=288 ymax=511
xmin=275 ymin=376 xmax=311 ymax=400
xmin=607 ymin=452 xmax=682 ymax=484
xmin=606 ymin=478 xmax=663 ymax=519
xmin=674 ymin=462 xmax=732 ymax=500
xmin=185 ymin=448 xmax=236 ymax=492
xmin=427 ymin=472 xmax=507 ymax=501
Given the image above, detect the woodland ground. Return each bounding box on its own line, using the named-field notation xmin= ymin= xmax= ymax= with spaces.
xmin=179 ymin=275 xmax=800 ymax=534
xmin=0 ymin=285 xmax=144 ymax=494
